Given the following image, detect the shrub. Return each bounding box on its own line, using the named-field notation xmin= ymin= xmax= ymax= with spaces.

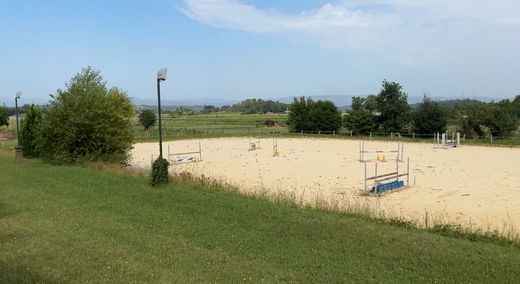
xmin=150 ymin=157 xmax=170 ymax=186
xmin=288 ymin=97 xmax=341 ymax=132
xmin=19 ymin=105 xmax=43 ymax=158
xmin=38 ymin=67 xmax=134 ymax=163
xmin=264 ymin=119 xmax=275 ymax=127
xmin=139 ymin=109 xmax=156 ymax=130
xmin=0 ymin=106 xmax=8 ymax=127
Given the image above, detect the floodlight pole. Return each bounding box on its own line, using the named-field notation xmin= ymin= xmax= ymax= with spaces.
xmin=15 ymin=91 xmax=21 ymax=146
xmin=156 ymin=69 xmax=167 ymax=159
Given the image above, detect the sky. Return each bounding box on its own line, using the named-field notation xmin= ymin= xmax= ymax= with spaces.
xmin=1 ymin=0 xmax=519 ymax=106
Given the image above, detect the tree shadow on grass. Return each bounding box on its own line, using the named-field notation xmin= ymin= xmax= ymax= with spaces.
xmin=0 ymin=201 xmax=16 ymax=220
xmin=0 ymin=261 xmax=63 ymax=284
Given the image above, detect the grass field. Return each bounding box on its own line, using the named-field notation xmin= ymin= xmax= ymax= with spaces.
xmin=132 ymin=112 xmax=520 ymax=147
xmin=1 ymin=152 xmax=520 ymax=283
xmin=133 ymin=112 xmax=289 ymax=141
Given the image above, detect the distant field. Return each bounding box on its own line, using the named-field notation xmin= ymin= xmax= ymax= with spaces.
xmin=133 ymin=112 xmax=289 ymax=141
xmin=133 ymin=112 xmax=520 ymax=147
xmin=1 ymin=152 xmax=519 ymax=282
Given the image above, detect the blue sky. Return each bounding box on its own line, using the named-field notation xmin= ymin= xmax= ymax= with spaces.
xmin=1 ymin=0 xmax=519 ymax=106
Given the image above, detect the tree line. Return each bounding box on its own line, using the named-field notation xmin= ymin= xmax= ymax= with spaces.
xmin=198 ymin=99 xmax=288 ymax=114
xmin=288 ymin=80 xmax=520 ymax=137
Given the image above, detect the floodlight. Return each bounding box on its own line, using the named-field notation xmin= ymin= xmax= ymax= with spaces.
xmin=157 ymin=68 xmax=168 ymax=81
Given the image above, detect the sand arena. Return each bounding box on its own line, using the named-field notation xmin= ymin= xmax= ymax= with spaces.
xmin=130 ymin=138 xmax=520 ymax=233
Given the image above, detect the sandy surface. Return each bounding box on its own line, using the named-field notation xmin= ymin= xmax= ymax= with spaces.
xmin=130 ymin=138 xmax=520 ymax=233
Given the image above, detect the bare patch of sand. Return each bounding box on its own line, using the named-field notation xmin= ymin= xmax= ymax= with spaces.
xmin=130 ymin=138 xmax=520 ymax=233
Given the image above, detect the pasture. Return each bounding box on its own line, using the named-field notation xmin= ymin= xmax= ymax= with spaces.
xmin=131 ymin=138 xmax=520 ymax=235
xmin=133 ymin=112 xmax=289 ymax=140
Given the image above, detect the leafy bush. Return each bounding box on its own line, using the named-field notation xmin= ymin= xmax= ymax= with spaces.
xmin=19 ymin=105 xmax=43 ymax=158
xmin=0 ymin=106 xmax=8 ymax=127
xmin=38 ymin=67 xmax=134 ymax=163
xmin=412 ymin=95 xmax=448 ymax=134
xmin=264 ymin=119 xmax=275 ymax=127
xmin=150 ymin=157 xmax=170 ymax=186
xmin=288 ymin=97 xmax=341 ymax=132
xmin=139 ymin=109 xmax=156 ymax=129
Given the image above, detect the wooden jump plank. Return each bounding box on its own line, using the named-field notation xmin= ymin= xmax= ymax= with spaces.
xmin=366 ymin=172 xmax=398 ymax=181
xmin=375 ymin=173 xmax=408 ymax=182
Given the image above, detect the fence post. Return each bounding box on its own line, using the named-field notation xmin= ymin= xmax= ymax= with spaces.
xmin=350 ymin=130 xmax=353 ymax=137
xmin=490 ymin=134 xmax=493 ymax=143
xmin=413 ymin=133 xmax=415 ymax=139
xmin=301 ymin=130 xmax=303 ymax=135
xmin=370 ymin=132 xmax=372 ymax=139
xmin=333 ymin=130 xmax=335 ymax=136
xmin=391 ymin=132 xmax=393 ymax=139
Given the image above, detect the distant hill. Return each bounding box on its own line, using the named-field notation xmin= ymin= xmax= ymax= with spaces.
xmin=132 ymin=95 xmax=508 ymax=110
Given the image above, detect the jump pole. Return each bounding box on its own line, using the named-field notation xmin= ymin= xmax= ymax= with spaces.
xmin=364 ymin=162 xmax=367 ymax=192
xmin=407 ymin=157 xmax=410 ymax=185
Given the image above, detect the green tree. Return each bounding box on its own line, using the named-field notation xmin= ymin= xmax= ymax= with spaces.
xmin=287 ymin=97 xmax=311 ymax=132
xmin=344 ymin=96 xmax=377 ymax=135
xmin=19 ymin=105 xmax=43 ymax=158
xmin=308 ymin=100 xmax=342 ymax=132
xmin=343 ymin=111 xmax=376 ymax=135
xmin=139 ymin=109 xmax=156 ymax=129
xmin=454 ymin=100 xmax=488 ymax=136
xmin=0 ymin=106 xmax=8 ymax=127
xmin=412 ymin=96 xmax=448 ymax=134
xmin=38 ymin=67 xmax=134 ymax=163
xmin=488 ymin=107 xmax=518 ymax=137
xmin=376 ymin=80 xmax=410 ymax=132
xmin=288 ymin=97 xmax=341 ymax=132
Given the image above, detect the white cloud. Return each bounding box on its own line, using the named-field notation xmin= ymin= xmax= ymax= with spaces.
xmin=178 ymin=0 xmax=520 ymax=66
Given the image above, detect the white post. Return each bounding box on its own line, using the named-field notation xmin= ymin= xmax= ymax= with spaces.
xmin=370 ymin=132 xmax=372 ymax=139
xmin=456 ymin=133 xmax=460 ymax=147
xmin=359 ymin=141 xmax=361 ymax=161
xmin=490 ymin=134 xmax=493 ymax=143
xmin=364 ymin=162 xmax=367 ymax=192
xmin=413 ymin=133 xmax=415 ymax=139
xmin=350 ymin=130 xmax=353 ymax=137
xmin=407 ymin=157 xmax=410 ymax=186
xmin=442 ymin=133 xmax=446 ymax=146
xmin=391 ymin=132 xmax=393 ymax=139
xmin=396 ymin=157 xmax=399 ymax=182
xmin=452 ymin=132 xmax=455 ymax=145
xmin=199 ymin=141 xmax=202 ymax=161
xmin=374 ymin=162 xmax=378 ymax=193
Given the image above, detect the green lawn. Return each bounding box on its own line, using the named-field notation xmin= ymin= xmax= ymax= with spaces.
xmin=1 ymin=153 xmax=519 ymax=283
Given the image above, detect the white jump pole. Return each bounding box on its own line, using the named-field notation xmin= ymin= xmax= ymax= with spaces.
xmin=396 ymin=157 xmax=399 ymax=182
xmin=199 ymin=141 xmax=202 ymax=161
xmin=407 ymin=157 xmax=410 ymax=185
xmin=374 ymin=162 xmax=378 ymax=189
xmin=364 ymin=162 xmax=367 ymax=192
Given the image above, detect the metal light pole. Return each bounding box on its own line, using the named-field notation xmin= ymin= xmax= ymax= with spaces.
xmin=15 ymin=91 xmax=21 ymax=146
xmin=156 ymin=68 xmax=167 ymax=158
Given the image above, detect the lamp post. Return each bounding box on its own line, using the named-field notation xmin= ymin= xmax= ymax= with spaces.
xmin=156 ymin=68 xmax=167 ymax=158
xmin=15 ymin=91 xmax=21 ymax=146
